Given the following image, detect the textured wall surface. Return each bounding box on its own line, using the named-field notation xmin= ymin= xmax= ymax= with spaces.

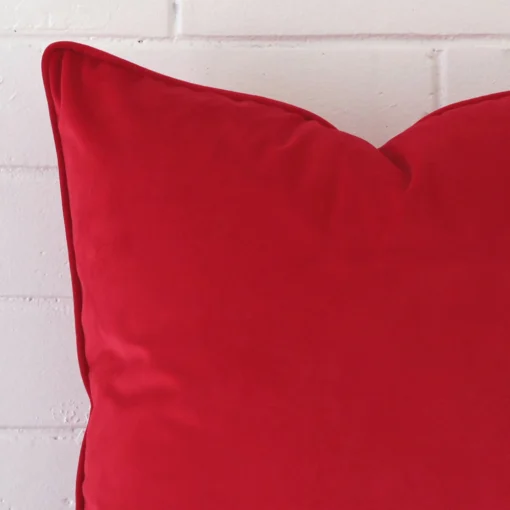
xmin=1 ymin=1 xmax=509 ymax=507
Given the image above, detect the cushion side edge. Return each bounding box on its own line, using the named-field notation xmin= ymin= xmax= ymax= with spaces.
xmin=42 ymin=43 xmax=90 ymax=510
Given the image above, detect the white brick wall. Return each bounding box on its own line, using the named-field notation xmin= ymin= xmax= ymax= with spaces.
xmin=0 ymin=0 xmax=170 ymax=36
xmin=181 ymin=0 xmax=510 ymax=36
xmin=1 ymin=1 xmax=510 ymax=508
xmin=0 ymin=169 xmax=70 ymax=295
xmin=444 ymin=47 xmax=510 ymax=103
xmin=0 ymin=429 xmax=82 ymax=509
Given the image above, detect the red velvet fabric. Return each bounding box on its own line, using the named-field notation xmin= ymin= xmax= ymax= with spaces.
xmin=42 ymin=42 xmax=510 ymax=510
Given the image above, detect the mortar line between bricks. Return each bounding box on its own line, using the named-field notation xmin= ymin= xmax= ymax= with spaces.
xmin=431 ymin=49 xmax=444 ymax=110
xmin=0 ymin=166 xmax=58 ymax=173
xmin=0 ymin=426 xmax=86 ymax=431
xmin=171 ymin=0 xmax=183 ymax=39
xmin=176 ymin=33 xmax=510 ymax=42
xmin=0 ymin=33 xmax=174 ymax=41
xmin=436 ymin=49 xmax=448 ymax=107
xmin=3 ymin=33 xmax=510 ymax=46
xmin=0 ymin=296 xmax=73 ymax=303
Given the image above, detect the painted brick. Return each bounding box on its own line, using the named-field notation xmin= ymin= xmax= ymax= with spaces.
xmin=0 ymin=298 xmax=88 ymax=427
xmin=444 ymin=47 xmax=510 ymax=105
xmin=0 ymin=169 xmax=71 ymax=296
xmin=0 ymin=0 xmax=169 ymax=36
xmin=0 ymin=41 xmax=58 ymax=167
xmin=0 ymin=429 xmax=82 ymax=510
xmin=180 ymin=0 xmax=510 ymax=36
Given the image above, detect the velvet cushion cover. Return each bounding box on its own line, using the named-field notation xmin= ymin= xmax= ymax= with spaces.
xmin=42 ymin=42 xmax=510 ymax=510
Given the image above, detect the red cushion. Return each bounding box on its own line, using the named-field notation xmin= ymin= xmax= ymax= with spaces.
xmin=42 ymin=41 xmax=510 ymax=510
